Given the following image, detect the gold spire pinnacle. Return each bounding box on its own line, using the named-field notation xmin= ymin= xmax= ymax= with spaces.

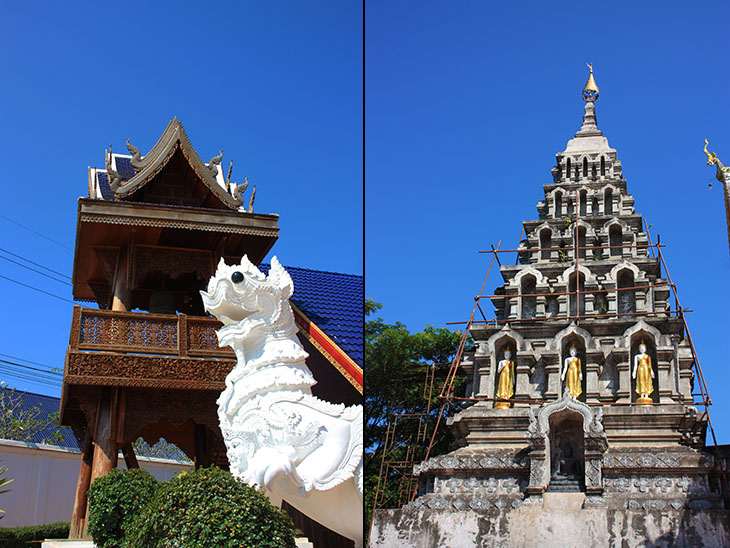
xmin=583 ymin=62 xmax=599 ymax=101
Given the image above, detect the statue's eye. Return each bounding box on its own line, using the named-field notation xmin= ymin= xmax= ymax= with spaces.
xmin=231 ymin=271 xmax=244 ymax=283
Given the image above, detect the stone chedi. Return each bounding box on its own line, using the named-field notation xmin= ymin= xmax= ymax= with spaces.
xmin=201 ymin=256 xmax=364 ymax=547
xmin=370 ymin=68 xmax=729 ymax=547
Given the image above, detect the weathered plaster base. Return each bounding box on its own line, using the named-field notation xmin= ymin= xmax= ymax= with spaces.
xmin=370 ymin=504 xmax=730 ymax=548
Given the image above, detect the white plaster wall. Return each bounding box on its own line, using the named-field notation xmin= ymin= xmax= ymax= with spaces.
xmin=0 ymin=439 xmax=192 ymax=527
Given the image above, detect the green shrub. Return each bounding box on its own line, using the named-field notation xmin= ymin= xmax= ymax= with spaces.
xmin=87 ymin=468 xmax=158 ymax=548
xmin=0 ymin=522 xmax=69 ymax=548
xmin=125 ymin=466 xmax=295 ymax=548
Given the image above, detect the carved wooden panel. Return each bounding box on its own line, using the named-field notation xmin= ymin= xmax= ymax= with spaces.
xmin=93 ymin=247 xmax=119 ymax=286
xmin=79 ymin=310 xmax=178 ymax=354
xmin=88 ymin=283 xmax=111 ymax=309
xmin=73 ymin=308 xmax=233 ymax=358
xmin=188 ymin=317 xmax=226 ymax=354
xmin=132 ymin=245 xmax=212 ymax=290
xmin=66 ymin=353 xmax=234 ymax=386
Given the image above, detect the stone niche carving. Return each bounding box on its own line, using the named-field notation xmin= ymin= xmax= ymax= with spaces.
xmin=526 ymin=390 xmax=608 ymax=496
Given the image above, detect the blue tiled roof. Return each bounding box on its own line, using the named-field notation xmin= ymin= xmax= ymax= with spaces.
xmin=260 ymin=264 xmax=363 ymax=367
xmin=0 ymin=388 xmax=79 ymax=450
xmin=97 ymin=171 xmax=115 ymax=201
xmin=115 ymin=156 xmax=135 ymax=180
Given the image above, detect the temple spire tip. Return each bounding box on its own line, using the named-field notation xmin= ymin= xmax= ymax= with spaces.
xmin=583 ymin=62 xmax=599 ymax=101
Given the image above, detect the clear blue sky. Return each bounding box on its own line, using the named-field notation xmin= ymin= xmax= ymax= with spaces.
xmin=365 ymin=2 xmax=730 ymax=442
xmin=0 ymin=2 xmax=362 ymax=397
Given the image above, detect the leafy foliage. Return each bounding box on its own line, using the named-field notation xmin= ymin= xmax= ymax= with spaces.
xmin=125 ymin=466 xmax=295 ymax=548
xmin=0 ymin=387 xmax=64 ymax=445
xmin=365 ymin=299 xmax=465 ymax=528
xmin=87 ymin=468 xmax=158 ymax=548
xmin=0 ymin=522 xmax=69 ymax=547
xmin=0 ymin=459 xmax=12 ymax=520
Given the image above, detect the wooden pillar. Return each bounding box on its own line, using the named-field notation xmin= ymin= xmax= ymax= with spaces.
xmin=90 ymin=388 xmax=120 ymax=483
xmin=111 ymin=245 xmax=131 ymax=312
xmin=69 ymin=432 xmax=94 ymax=539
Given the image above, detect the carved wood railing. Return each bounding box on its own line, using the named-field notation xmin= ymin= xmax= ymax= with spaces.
xmin=68 ymin=305 xmax=234 ymax=358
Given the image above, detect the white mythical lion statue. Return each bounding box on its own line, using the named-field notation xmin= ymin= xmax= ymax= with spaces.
xmin=200 ymin=256 xmax=363 ymax=546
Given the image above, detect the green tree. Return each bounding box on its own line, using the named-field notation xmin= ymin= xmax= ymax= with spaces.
xmin=365 ymin=299 xmax=467 ymax=532
xmin=0 ymin=387 xmax=63 ymax=445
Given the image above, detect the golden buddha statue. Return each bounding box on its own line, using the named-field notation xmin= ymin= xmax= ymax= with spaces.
xmin=633 ymin=341 xmax=655 ymax=405
xmin=561 ymin=345 xmax=583 ymax=399
xmin=495 ymin=347 xmax=515 ymax=409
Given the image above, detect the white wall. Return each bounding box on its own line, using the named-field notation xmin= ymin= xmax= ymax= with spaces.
xmin=0 ymin=439 xmax=192 ymax=528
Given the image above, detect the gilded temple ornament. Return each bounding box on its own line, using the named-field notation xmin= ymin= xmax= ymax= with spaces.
xmin=582 ymin=63 xmax=599 ymax=101
xmin=703 ymin=139 xmax=729 ymax=184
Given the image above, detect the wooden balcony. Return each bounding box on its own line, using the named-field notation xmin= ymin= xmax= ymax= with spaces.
xmin=64 ymin=306 xmax=235 ymax=391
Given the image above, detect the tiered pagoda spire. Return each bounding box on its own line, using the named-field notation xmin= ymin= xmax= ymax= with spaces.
xmin=370 ymin=66 xmax=729 ymax=547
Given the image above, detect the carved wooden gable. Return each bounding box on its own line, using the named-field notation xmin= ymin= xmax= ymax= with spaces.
xmin=111 ymin=118 xmax=245 ymax=211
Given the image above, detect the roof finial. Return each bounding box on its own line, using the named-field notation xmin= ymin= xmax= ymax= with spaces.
xmin=583 ymin=62 xmax=599 ymax=101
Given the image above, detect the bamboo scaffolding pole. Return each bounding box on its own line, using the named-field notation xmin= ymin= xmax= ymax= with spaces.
xmin=448 ymin=308 xmax=687 ymax=326
xmin=474 ymin=282 xmax=671 ymax=300
xmin=479 ymin=243 xmax=661 ymax=254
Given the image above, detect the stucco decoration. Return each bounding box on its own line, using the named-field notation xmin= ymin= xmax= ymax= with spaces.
xmin=201 ymin=256 xmax=363 ymax=547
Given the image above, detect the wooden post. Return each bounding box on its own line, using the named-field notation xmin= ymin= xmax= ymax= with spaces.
xmin=121 ymin=443 xmax=140 ymax=469
xmin=89 ymin=388 xmax=119 ymax=483
xmin=111 ymin=247 xmax=131 ymax=312
xmin=69 ymin=305 xmax=82 ymax=351
xmin=69 ymin=432 xmax=94 ymax=539
xmin=178 ymin=313 xmax=188 ymax=357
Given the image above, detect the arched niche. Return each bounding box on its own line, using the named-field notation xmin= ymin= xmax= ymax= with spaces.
xmin=557 ymin=264 xmax=597 ymax=286
xmin=548 ymin=411 xmax=585 ymax=491
xmin=629 ymin=333 xmax=658 ymax=404
xmin=609 ymin=224 xmax=622 ymax=257
xmin=539 ymin=226 xmax=552 ymax=260
xmin=554 ymin=190 xmax=563 ymax=218
xmin=486 ymin=327 xmax=526 ymax=363
xmin=525 ymin=393 xmax=607 ymax=496
xmin=568 ymin=271 xmax=586 ymax=318
xmin=510 ymin=265 xmax=547 ymax=288
xmin=622 ymin=321 xmax=664 ymax=403
xmin=576 ymin=225 xmax=587 ymax=259
xmin=549 ymin=323 xmax=594 ymax=351
xmin=604 ymin=187 xmax=614 ymax=215
xmin=561 ymin=337 xmax=587 ymax=402
xmin=616 ymin=269 xmax=636 ymax=316
xmin=520 ymin=274 xmax=537 ymax=319
xmin=488 ymin=332 xmax=520 ymax=408
xmin=579 ymin=188 xmax=588 ymax=217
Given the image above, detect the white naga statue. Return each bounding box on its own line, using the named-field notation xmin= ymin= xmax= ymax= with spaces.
xmin=201 ymin=256 xmax=363 ymax=546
